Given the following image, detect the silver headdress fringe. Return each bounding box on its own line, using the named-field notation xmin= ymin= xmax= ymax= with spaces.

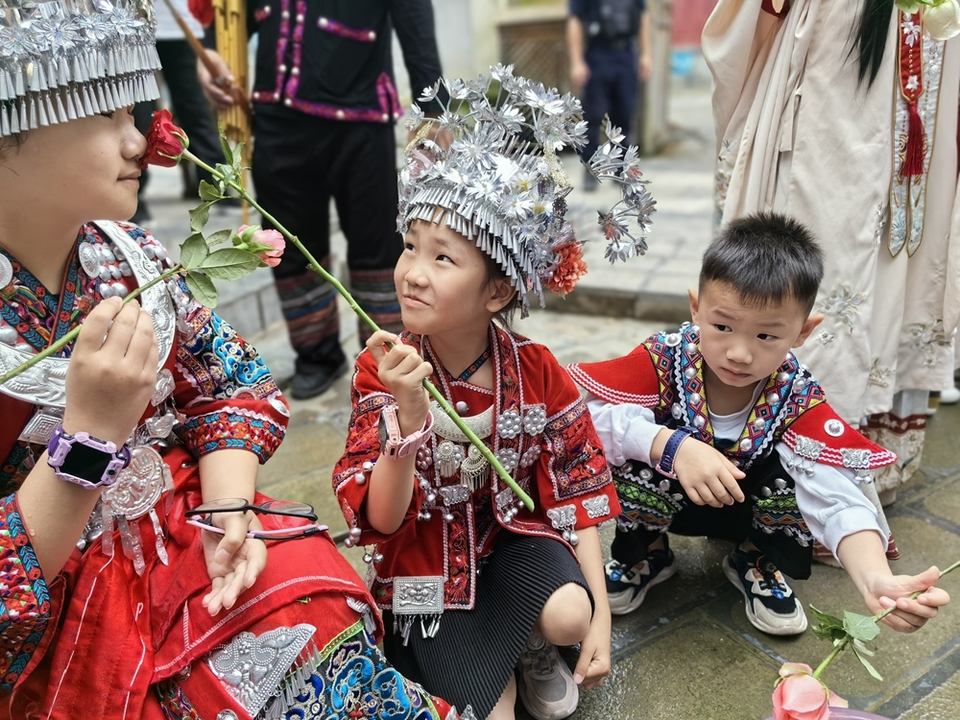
xmin=0 ymin=0 xmax=161 ymax=138
xmin=398 ymin=63 xmax=656 ymax=316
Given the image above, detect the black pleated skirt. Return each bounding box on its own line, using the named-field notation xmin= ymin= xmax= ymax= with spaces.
xmin=382 ymin=531 xmax=592 ymax=719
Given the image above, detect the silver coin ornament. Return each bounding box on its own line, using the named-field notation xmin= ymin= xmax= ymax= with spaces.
xmin=78 ymin=244 xmax=102 ymax=277
xmin=0 ymin=254 xmax=12 ymax=289
xmin=103 ymin=445 xmax=166 ymax=520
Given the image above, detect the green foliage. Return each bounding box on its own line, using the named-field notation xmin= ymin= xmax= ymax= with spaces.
xmin=809 ymin=606 xmax=847 ymax=644
xmin=843 ymin=611 xmax=881 ymax=643
xmin=200 ymin=248 xmax=261 ymax=280
xmin=179 ymin=232 xmax=209 ymax=270
xmin=205 ymin=228 xmax=233 ymax=247
xmin=198 ymin=180 xmax=224 ymax=202
xmin=189 ymin=202 xmax=213 ymax=232
xmin=184 ymin=270 xmax=218 ymax=308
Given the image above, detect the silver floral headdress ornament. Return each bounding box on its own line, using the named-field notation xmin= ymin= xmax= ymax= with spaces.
xmin=0 ymin=0 xmax=160 ymax=137
xmin=398 ymin=63 xmax=656 ymax=317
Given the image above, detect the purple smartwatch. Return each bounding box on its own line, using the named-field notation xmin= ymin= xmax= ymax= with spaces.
xmin=46 ymin=424 xmax=132 ymax=489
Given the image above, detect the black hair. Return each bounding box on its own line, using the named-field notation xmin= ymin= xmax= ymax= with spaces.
xmin=0 ymin=131 xmax=26 ymax=159
xmin=850 ymin=0 xmax=896 ymax=87
xmin=700 ymin=212 xmax=824 ymax=315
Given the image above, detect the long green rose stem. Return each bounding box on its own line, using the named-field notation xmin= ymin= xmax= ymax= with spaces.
xmin=0 ymin=266 xmax=183 ymax=387
xmin=184 ymin=151 xmax=535 ymax=510
xmin=812 ymin=559 xmax=960 ymax=680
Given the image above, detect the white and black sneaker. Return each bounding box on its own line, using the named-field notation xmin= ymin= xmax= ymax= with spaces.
xmin=516 ymin=632 xmax=579 ymax=720
xmin=604 ymin=541 xmax=678 ymax=616
xmin=722 ymin=548 xmax=807 ymax=636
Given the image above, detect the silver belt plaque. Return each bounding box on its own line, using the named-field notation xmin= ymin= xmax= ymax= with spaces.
xmin=392 ymin=576 xmax=444 ymax=615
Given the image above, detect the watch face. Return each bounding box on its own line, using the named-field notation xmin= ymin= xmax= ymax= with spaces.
xmin=59 ymin=442 xmax=115 ymax=485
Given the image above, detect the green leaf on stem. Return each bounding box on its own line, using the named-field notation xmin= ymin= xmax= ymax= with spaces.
xmin=218 ymin=121 xmax=232 ymax=164
xmin=200 ymin=248 xmax=261 ymax=280
xmin=232 ymin=141 xmax=245 ymax=171
xmin=205 ymin=228 xmax=233 ymax=247
xmin=852 ymin=638 xmax=876 ymax=657
xmin=184 ymin=270 xmax=219 ymax=308
xmin=810 ymin=605 xmax=847 ymax=642
xmin=199 ymin=180 xmax=224 ymax=202
xmin=843 ymin=611 xmax=881 ymax=643
xmin=179 ymin=232 xmax=209 ymax=270
xmin=189 ymin=202 xmax=214 ymax=232
xmin=214 ymin=163 xmax=237 ymax=187
xmin=852 ymin=643 xmax=884 ymax=681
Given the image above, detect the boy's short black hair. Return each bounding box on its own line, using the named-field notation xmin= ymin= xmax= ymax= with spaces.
xmin=700 ymin=212 xmax=824 ymax=315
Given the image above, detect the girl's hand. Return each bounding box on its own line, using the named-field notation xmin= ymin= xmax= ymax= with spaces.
xmin=862 ymin=566 xmax=949 ymax=633
xmin=200 ymin=510 xmax=268 ymax=615
xmin=673 ymin=439 xmax=745 ymax=507
xmin=63 ymin=297 xmax=159 ymax=446
xmin=366 ymin=331 xmax=433 ymax=435
xmin=573 ymin=612 xmax=612 ymax=690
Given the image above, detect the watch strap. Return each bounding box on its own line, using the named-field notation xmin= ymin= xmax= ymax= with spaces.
xmin=654 ymin=426 xmax=696 ymax=479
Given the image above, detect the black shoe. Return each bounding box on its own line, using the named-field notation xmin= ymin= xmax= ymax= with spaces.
xmin=722 ymin=548 xmax=807 ymax=636
xmin=290 ymin=360 xmax=349 ymax=400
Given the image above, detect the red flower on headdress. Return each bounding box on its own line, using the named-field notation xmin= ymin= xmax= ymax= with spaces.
xmin=545 ymin=242 xmax=588 ymax=295
xmin=139 ymin=109 xmax=188 ymax=169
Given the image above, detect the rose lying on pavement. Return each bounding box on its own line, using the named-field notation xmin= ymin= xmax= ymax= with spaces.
xmin=772 ymin=663 xmax=847 ymax=720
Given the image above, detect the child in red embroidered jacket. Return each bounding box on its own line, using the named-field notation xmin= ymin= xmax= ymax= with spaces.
xmin=331 ymin=66 xmax=661 ymax=720
xmin=569 ymin=212 xmax=949 ymax=637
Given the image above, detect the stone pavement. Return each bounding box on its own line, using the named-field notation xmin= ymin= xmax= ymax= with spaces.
xmin=139 ymin=79 xmax=960 ymax=719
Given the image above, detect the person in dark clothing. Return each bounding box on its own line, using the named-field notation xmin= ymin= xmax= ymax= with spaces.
xmin=567 ymin=0 xmax=651 ymax=191
xmin=201 ymin=0 xmax=446 ymax=399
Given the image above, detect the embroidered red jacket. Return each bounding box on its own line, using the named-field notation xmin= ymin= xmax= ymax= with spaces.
xmin=334 ymin=325 xmax=620 ymax=612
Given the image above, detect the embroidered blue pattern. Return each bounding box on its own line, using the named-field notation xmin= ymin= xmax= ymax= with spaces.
xmin=278 ymin=621 xmax=440 ymax=720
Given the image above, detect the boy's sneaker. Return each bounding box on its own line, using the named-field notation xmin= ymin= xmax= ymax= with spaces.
xmin=516 ymin=632 xmax=579 ymax=720
xmin=604 ymin=542 xmax=678 ymax=616
xmin=722 ymin=548 xmax=807 ymax=636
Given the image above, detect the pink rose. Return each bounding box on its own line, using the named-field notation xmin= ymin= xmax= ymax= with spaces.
xmin=772 ymin=663 xmax=847 ymax=720
xmin=237 ymin=224 xmax=285 ymax=267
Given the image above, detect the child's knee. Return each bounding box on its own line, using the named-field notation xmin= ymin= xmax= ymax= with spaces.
xmin=538 ymin=583 xmax=592 ymax=646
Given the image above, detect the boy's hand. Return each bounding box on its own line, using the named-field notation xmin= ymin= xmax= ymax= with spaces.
xmin=573 ymin=613 xmax=612 ymax=690
xmin=862 ymin=566 xmax=949 ymax=633
xmin=366 ymin=331 xmax=433 ymax=435
xmin=63 ymin=297 xmax=159 ymax=446
xmin=673 ymin=438 xmax=746 ymax=507
xmin=200 ymin=510 xmax=267 ymax=615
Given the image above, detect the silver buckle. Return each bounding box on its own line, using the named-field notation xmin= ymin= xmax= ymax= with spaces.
xmin=392 ymin=576 xmax=444 ymax=615
xmin=18 ymin=406 xmax=64 ymax=445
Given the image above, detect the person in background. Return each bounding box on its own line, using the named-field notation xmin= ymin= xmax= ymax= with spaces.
xmin=200 ymin=0 xmax=447 ymax=399
xmin=567 ymin=0 xmax=651 ymax=191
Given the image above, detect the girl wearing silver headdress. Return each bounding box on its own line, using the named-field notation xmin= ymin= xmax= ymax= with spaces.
xmin=0 ymin=2 xmax=462 ymax=718
xmin=334 ymin=66 xmax=654 ymax=720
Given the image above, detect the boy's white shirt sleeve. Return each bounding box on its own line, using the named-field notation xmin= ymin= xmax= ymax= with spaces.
xmin=776 ymin=443 xmax=885 ymax=562
xmin=586 ymin=393 xmax=663 ymax=467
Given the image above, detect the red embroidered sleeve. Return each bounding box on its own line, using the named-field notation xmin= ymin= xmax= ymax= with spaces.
xmin=532 ymin=348 xmax=620 ymax=530
xmin=333 ymin=351 xmax=423 ymax=544
xmin=0 ymin=493 xmax=51 ymax=692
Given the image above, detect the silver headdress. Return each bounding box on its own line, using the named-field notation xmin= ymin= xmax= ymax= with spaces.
xmin=398 ymin=63 xmax=656 ymax=316
xmin=0 ymin=0 xmax=160 ymax=137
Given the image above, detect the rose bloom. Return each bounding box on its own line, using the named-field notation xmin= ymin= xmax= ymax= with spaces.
xmin=772 ymin=663 xmax=847 ymax=720
xmin=238 ymin=224 xmax=285 ymax=267
xmin=138 ymin=109 xmax=187 ymax=169
xmin=545 ymin=242 xmax=588 ymax=295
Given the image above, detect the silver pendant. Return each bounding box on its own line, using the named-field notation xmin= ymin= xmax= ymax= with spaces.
xmin=78 ymin=243 xmax=101 ymax=278
xmin=18 ymin=406 xmax=65 ymax=444
xmin=0 ymin=254 xmax=12 ymax=289
xmin=103 ymin=445 xmax=166 ymax=520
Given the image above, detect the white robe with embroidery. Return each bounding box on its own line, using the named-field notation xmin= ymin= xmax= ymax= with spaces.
xmin=703 ymin=0 xmax=960 ymax=430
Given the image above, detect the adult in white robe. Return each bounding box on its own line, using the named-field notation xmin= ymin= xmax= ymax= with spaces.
xmin=703 ymin=0 xmax=960 ymax=496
